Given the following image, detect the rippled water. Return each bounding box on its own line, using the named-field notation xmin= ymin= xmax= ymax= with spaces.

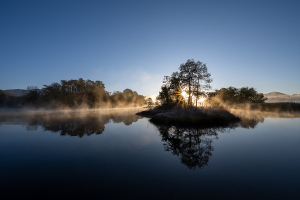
xmin=0 ymin=109 xmax=299 ymax=199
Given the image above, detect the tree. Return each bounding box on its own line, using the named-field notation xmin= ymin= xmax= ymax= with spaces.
xmin=206 ymin=86 xmax=267 ymax=105
xmin=193 ymin=61 xmax=212 ymax=106
xmin=157 ymin=85 xmax=173 ymax=106
xmin=157 ymin=73 xmax=184 ymax=107
xmin=238 ymin=87 xmax=267 ymax=103
xmin=157 ymin=59 xmax=212 ymax=107
xmin=146 ymin=97 xmax=154 ymax=108
xmin=179 ymin=59 xmax=212 ymax=106
xmin=24 ymin=86 xmax=40 ymax=106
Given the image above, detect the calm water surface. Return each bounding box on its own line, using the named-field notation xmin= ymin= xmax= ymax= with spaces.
xmin=0 ymin=109 xmax=299 ymax=199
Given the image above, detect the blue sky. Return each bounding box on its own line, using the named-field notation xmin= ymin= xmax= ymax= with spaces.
xmin=1 ymin=0 xmax=299 ymax=96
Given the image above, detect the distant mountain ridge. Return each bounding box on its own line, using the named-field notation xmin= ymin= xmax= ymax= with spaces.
xmin=264 ymin=91 xmax=287 ymax=96
xmin=0 ymin=90 xmax=13 ymax=97
xmin=264 ymin=91 xmax=300 ymax=103
xmin=2 ymin=89 xmax=29 ymax=96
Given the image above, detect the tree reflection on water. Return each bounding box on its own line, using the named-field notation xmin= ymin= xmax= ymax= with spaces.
xmin=152 ymin=116 xmax=264 ymax=170
xmin=28 ymin=111 xmax=143 ymax=137
xmin=153 ymin=124 xmax=222 ymax=169
xmin=0 ymin=109 xmax=143 ymax=137
xmin=29 ymin=115 xmax=108 ymax=137
xmin=151 ymin=111 xmax=300 ymax=170
xmin=1 ymin=109 xmax=300 ymax=169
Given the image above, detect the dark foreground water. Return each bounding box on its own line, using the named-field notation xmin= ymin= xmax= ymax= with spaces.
xmin=0 ymin=109 xmax=299 ymax=199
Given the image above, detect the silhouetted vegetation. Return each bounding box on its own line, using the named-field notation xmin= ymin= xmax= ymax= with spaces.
xmin=206 ymin=86 xmax=267 ymax=105
xmin=109 ymin=88 xmax=145 ymax=108
xmin=140 ymin=59 xmax=241 ymax=126
xmin=156 ymin=59 xmax=212 ymax=107
xmin=0 ymin=79 xmax=146 ymax=108
xmin=205 ymin=87 xmax=299 ymax=111
xmin=145 ymin=97 xmax=155 ymax=109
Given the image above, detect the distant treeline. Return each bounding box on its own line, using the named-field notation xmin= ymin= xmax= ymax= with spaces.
xmin=0 ymin=78 xmax=145 ymax=108
xmin=206 ymin=86 xmax=267 ymax=105
xmin=204 ymin=87 xmax=300 ymax=111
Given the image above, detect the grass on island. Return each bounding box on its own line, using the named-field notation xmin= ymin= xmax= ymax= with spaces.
xmin=137 ymin=106 xmax=240 ymax=127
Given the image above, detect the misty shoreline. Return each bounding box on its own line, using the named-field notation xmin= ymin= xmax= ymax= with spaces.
xmin=0 ymin=107 xmax=147 ymax=115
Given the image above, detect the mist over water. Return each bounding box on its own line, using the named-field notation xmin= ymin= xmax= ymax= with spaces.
xmin=0 ymin=109 xmax=300 ymax=199
xmin=0 ymin=108 xmax=145 ymax=136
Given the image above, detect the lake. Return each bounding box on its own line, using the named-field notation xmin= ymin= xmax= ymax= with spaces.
xmin=0 ymin=108 xmax=299 ymax=199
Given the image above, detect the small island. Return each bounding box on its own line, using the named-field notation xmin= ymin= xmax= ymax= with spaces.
xmin=137 ymin=59 xmax=241 ymax=127
xmin=137 ymin=59 xmax=299 ymax=127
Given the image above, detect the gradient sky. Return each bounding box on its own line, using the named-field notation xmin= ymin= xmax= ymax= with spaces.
xmin=1 ymin=0 xmax=299 ymax=96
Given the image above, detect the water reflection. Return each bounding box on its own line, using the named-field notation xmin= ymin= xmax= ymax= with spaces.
xmin=27 ymin=115 xmax=108 ymax=137
xmin=1 ymin=109 xmax=300 ymax=169
xmin=232 ymin=110 xmax=300 ymax=129
xmin=0 ymin=109 xmax=143 ymax=137
xmin=154 ymin=124 xmax=222 ymax=169
xmin=151 ymin=111 xmax=300 ymax=169
xmin=238 ymin=114 xmax=264 ymax=129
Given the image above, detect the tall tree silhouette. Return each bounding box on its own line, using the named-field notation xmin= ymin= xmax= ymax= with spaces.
xmin=157 ymin=59 xmax=212 ymax=107
xmin=179 ymin=59 xmax=212 ymax=106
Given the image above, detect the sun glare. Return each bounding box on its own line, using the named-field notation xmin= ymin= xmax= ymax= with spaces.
xmin=181 ymin=91 xmax=186 ymax=96
xmin=199 ymin=97 xmax=205 ymax=102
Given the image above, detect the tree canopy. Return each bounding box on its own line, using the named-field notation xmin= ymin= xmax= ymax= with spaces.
xmin=1 ymin=79 xmax=146 ymax=108
xmin=157 ymin=59 xmax=212 ymax=107
xmin=156 ymin=59 xmax=268 ymax=108
xmin=206 ymin=86 xmax=267 ymax=105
